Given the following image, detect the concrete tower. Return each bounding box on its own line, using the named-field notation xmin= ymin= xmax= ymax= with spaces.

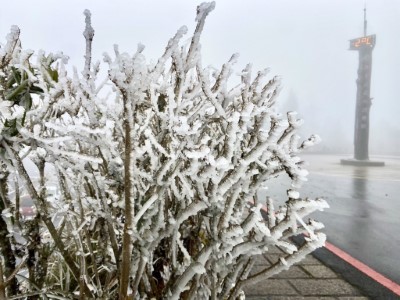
xmin=341 ymin=7 xmax=384 ymax=166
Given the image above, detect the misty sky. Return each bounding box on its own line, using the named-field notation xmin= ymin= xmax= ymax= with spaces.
xmin=1 ymin=0 xmax=399 ymax=155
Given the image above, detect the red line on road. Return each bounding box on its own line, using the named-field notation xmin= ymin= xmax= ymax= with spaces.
xmin=325 ymin=241 xmax=400 ymax=296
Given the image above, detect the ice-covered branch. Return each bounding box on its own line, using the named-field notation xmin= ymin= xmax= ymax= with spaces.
xmin=83 ymin=9 xmax=95 ymax=78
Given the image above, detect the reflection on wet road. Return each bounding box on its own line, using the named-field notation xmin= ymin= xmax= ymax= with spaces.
xmin=260 ymin=154 xmax=400 ymax=285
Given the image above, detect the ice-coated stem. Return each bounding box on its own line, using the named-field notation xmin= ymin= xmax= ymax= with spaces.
xmin=83 ymin=9 xmax=95 ymax=78
xmin=169 ymin=243 xmax=216 ymax=300
xmin=119 ymin=92 xmax=135 ymax=299
xmin=186 ymin=2 xmax=215 ymax=70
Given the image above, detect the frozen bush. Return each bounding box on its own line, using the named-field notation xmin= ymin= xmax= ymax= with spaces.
xmin=0 ymin=2 xmax=328 ymax=299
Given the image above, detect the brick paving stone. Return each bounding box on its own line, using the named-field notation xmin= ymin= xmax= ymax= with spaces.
xmin=296 ymin=255 xmax=322 ymax=265
xmin=250 ymin=265 xmax=271 ymax=275
xmin=250 ymin=265 xmax=311 ymax=279
xmin=267 ymin=246 xmax=286 ymax=254
xmin=301 ymin=265 xmax=338 ymax=278
xmin=268 ymin=297 xmax=337 ymax=300
xmin=253 ymin=255 xmax=273 ymax=266
xmin=243 ymin=279 xmax=298 ymax=296
xmin=289 ymin=279 xmax=361 ymax=296
xmin=265 ymin=254 xmax=289 ymax=265
xmin=337 ymin=297 xmax=370 ymax=300
xmin=266 ymin=254 xmax=321 ymax=266
xmin=273 ymin=266 xmax=312 ymax=279
xmin=246 ymin=297 xmax=337 ymax=300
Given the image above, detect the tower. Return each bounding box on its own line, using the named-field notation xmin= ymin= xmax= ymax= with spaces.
xmin=341 ymin=7 xmax=384 ymax=166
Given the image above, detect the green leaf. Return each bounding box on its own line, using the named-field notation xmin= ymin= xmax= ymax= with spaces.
xmin=49 ymin=69 xmax=59 ymax=82
xmin=5 ymin=79 xmax=29 ymax=100
xmin=21 ymin=110 xmax=27 ymax=126
xmin=6 ymin=74 xmax=16 ymax=88
xmin=20 ymin=92 xmax=32 ymax=110
xmin=11 ymin=67 xmax=21 ymax=84
xmin=3 ymin=118 xmax=18 ymax=136
xmin=30 ymin=85 xmax=44 ymax=94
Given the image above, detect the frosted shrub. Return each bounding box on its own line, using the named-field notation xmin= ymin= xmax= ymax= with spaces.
xmin=0 ymin=2 xmax=328 ymax=299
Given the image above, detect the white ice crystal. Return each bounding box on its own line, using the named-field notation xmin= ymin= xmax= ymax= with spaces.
xmin=287 ymin=189 xmax=300 ymax=199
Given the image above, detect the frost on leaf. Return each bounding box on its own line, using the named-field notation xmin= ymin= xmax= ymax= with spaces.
xmin=0 ymin=2 xmax=327 ymax=300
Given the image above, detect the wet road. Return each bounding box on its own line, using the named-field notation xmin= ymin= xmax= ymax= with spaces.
xmin=261 ymin=154 xmax=400 ymax=285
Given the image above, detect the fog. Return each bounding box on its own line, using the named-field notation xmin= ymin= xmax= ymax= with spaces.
xmin=1 ymin=0 xmax=399 ymax=156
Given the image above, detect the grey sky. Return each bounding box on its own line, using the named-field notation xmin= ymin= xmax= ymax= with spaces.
xmin=1 ymin=0 xmax=399 ymax=155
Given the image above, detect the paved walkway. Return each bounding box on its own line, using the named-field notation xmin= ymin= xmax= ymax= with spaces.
xmin=243 ymin=246 xmax=370 ymax=300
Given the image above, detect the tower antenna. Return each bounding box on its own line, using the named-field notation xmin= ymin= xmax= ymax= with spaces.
xmin=364 ymin=3 xmax=367 ymax=36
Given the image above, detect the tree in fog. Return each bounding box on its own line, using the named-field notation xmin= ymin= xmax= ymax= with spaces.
xmin=0 ymin=2 xmax=328 ymax=299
